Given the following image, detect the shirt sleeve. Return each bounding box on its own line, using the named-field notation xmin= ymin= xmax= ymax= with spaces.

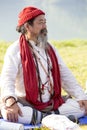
xmin=0 ymin=41 xmax=20 ymax=101
xmin=52 ymin=45 xmax=87 ymax=101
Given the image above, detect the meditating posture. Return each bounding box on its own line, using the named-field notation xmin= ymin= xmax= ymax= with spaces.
xmin=0 ymin=6 xmax=87 ymax=124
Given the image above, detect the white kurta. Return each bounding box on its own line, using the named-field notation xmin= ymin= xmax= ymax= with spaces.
xmin=1 ymin=40 xmax=87 ymax=118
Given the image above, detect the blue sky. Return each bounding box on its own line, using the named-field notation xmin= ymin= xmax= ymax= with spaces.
xmin=0 ymin=0 xmax=87 ymax=42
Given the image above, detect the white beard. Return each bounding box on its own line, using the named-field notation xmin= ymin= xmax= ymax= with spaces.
xmin=37 ymin=29 xmax=48 ymax=49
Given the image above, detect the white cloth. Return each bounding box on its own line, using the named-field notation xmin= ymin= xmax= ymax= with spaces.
xmin=0 ymin=40 xmax=87 ymax=118
xmin=0 ymin=121 xmax=24 ymax=130
xmin=59 ymin=98 xmax=85 ymax=118
xmin=42 ymin=114 xmax=81 ymax=130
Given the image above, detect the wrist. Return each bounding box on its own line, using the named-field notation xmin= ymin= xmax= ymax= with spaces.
xmin=5 ymin=96 xmax=16 ymax=103
xmin=5 ymin=96 xmax=16 ymax=107
xmin=5 ymin=100 xmax=18 ymax=108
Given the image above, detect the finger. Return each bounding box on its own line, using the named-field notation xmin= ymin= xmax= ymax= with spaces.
xmin=78 ymin=102 xmax=82 ymax=108
xmin=18 ymin=107 xmax=23 ymax=117
xmin=12 ymin=113 xmax=19 ymax=122
xmin=85 ymin=111 xmax=87 ymax=115
xmin=10 ymin=113 xmax=15 ymax=122
xmin=83 ymin=103 xmax=87 ymax=111
xmin=78 ymin=101 xmax=83 ymax=108
xmin=14 ymin=113 xmax=18 ymax=122
xmin=7 ymin=113 xmax=12 ymax=122
xmin=7 ymin=112 xmax=16 ymax=122
xmin=8 ymin=111 xmax=18 ymax=122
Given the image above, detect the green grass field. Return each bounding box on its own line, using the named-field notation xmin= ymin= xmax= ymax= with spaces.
xmin=0 ymin=39 xmax=87 ymax=89
xmin=0 ymin=41 xmax=11 ymax=73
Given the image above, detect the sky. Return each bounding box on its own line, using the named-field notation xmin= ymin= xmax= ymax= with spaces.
xmin=0 ymin=0 xmax=87 ymax=42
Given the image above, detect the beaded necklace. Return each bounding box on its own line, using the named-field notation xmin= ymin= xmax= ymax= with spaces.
xmin=29 ymin=43 xmax=53 ymax=102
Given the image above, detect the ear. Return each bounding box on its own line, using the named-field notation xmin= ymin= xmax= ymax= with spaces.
xmin=24 ymin=23 xmax=31 ymax=31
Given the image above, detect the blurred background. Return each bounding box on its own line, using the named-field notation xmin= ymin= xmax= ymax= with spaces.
xmin=0 ymin=0 xmax=87 ymax=42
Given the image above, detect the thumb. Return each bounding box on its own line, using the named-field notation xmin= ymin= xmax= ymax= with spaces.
xmin=78 ymin=101 xmax=84 ymax=108
xmin=18 ymin=107 xmax=23 ymax=117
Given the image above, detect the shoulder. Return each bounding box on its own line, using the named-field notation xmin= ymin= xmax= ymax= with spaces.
xmin=4 ymin=39 xmax=21 ymax=62
xmin=7 ymin=40 xmax=20 ymax=55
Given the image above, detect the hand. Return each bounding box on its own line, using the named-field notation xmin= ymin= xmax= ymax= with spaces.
xmin=1 ymin=103 xmax=22 ymax=122
xmin=78 ymin=100 xmax=87 ymax=115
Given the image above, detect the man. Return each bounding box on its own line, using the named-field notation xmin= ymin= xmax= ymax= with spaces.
xmin=0 ymin=6 xmax=87 ymax=124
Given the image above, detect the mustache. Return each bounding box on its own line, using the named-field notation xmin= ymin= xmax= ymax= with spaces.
xmin=40 ymin=28 xmax=48 ymax=36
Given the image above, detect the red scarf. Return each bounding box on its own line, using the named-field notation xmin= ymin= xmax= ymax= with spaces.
xmin=20 ymin=35 xmax=64 ymax=111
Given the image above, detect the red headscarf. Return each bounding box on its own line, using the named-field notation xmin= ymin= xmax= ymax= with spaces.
xmin=20 ymin=35 xmax=64 ymax=111
xmin=17 ymin=6 xmax=45 ymax=26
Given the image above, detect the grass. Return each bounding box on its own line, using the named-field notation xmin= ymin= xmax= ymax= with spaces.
xmin=0 ymin=41 xmax=11 ymax=73
xmin=0 ymin=39 xmax=87 ymax=130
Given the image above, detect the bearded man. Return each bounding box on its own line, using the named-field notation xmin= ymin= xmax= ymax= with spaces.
xmin=0 ymin=6 xmax=87 ymax=124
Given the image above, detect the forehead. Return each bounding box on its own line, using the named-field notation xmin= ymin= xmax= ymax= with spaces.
xmin=34 ymin=14 xmax=46 ymax=22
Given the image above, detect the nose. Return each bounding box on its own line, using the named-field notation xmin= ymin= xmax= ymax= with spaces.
xmin=42 ymin=22 xmax=47 ymax=29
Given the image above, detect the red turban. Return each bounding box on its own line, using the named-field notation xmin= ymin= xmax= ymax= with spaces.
xmin=17 ymin=6 xmax=45 ymax=26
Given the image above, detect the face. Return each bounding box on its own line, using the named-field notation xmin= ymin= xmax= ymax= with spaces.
xmin=29 ymin=14 xmax=47 ymax=37
xmin=27 ymin=14 xmax=48 ymax=48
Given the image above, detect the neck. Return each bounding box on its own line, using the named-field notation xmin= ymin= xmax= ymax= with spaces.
xmin=25 ymin=34 xmax=40 ymax=46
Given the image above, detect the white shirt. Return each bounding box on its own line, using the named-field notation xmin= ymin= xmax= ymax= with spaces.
xmin=0 ymin=40 xmax=87 ymax=102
